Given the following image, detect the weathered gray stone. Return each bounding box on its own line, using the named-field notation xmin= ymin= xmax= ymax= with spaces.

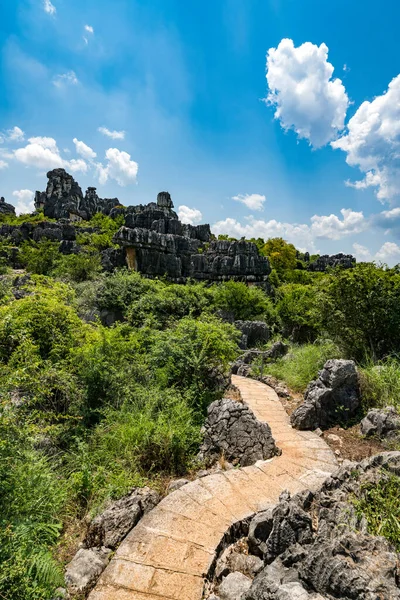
xmin=308 ymin=253 xmax=355 ymax=272
xmin=248 ymin=508 xmax=275 ymax=557
xmin=0 ymin=196 xmax=16 ymax=216
xmin=291 ymin=360 xmax=360 ymax=430
xmin=360 ymin=406 xmax=400 ymax=439
xmin=234 ymin=321 xmax=270 ymax=350
xmin=34 ymin=170 xmax=122 ymax=220
xmin=65 ymin=547 xmax=111 ymax=595
xmin=219 ymin=572 xmax=252 ymax=600
xmin=199 ymin=398 xmax=278 ymax=467
xmin=84 ymin=486 xmax=160 ymax=550
xmin=167 ymin=478 xmax=190 ymax=493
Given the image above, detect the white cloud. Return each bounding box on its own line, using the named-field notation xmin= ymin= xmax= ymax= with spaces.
xmin=12 ymin=189 xmax=35 ymax=215
xmin=43 ymin=0 xmax=56 ymax=15
xmin=232 ymin=193 xmax=266 ymax=211
xmin=84 ymin=25 xmax=94 ymax=34
xmin=0 ymin=126 xmax=25 ymax=144
xmin=178 ymin=205 xmax=202 ymax=225
xmin=68 ymin=158 xmax=88 ymax=173
xmin=352 ymin=243 xmax=371 ymax=261
xmin=332 ymin=74 xmax=400 ymax=202
xmin=13 ymin=136 xmax=87 ymax=173
xmin=98 ymin=126 xmax=125 ymax=140
xmin=375 ymin=241 xmax=400 ymax=263
xmin=14 ymin=136 xmax=64 ymax=169
xmin=310 ymin=208 xmax=366 ymax=240
xmin=73 ymin=137 xmax=96 ymax=160
xmin=97 ymin=148 xmax=138 ymax=186
xmin=212 ymin=216 xmax=317 ymax=253
xmin=266 ymin=38 xmax=349 ymax=147
xmin=53 ymin=71 xmax=79 ymax=88
xmin=0 ymin=160 xmax=8 ymax=169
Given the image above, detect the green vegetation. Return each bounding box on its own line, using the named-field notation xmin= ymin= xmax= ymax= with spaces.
xmin=256 ymin=341 xmax=340 ymax=392
xmin=354 ymin=473 xmax=400 ymax=551
xmin=4 ymin=225 xmax=400 ymax=598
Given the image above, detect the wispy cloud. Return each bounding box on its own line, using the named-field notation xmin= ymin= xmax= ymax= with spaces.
xmin=43 ymin=0 xmax=56 ymax=15
xmin=53 ymin=71 xmax=79 ymax=88
xmin=98 ymin=126 xmax=125 ymax=140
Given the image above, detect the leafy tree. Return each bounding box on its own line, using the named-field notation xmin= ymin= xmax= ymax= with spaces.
xmin=262 ymin=237 xmax=297 ymax=274
xmin=211 ymin=280 xmax=276 ymax=322
xmin=317 ymin=263 xmax=400 ymax=361
xmin=277 ymin=283 xmax=320 ymax=342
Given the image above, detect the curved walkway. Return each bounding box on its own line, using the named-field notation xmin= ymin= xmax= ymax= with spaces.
xmin=88 ymin=375 xmax=338 ymax=600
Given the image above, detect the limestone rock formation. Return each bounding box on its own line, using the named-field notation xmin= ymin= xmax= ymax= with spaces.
xmin=290 ymin=359 xmax=360 ymax=430
xmin=360 ymin=406 xmax=400 ymax=440
xmin=234 ymin=321 xmax=270 ymax=350
xmin=2 ymin=169 xmax=271 ymax=284
xmin=0 ymin=196 xmax=16 ymax=216
xmin=34 ymin=169 xmax=122 ymax=220
xmin=65 ymin=547 xmax=111 ymax=595
xmin=84 ymin=486 xmax=160 ymax=550
xmin=199 ymin=397 xmax=278 ymax=466
xmin=219 ymin=572 xmax=252 ymax=600
xmin=308 ymin=253 xmax=356 ymax=272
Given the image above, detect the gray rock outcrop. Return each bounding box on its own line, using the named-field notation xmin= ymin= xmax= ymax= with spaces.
xmin=234 ymin=321 xmax=270 ymax=350
xmin=65 ymin=547 xmax=111 ymax=595
xmin=0 ymin=196 xmax=16 ymax=216
xmin=291 ymin=359 xmax=360 ymax=430
xmin=84 ymin=486 xmax=160 ymax=549
xmin=219 ymin=572 xmax=252 ymax=600
xmin=308 ymin=253 xmax=356 ymax=272
xmin=199 ymin=397 xmax=278 ymax=467
xmin=34 ymin=169 xmax=122 ymax=220
xmin=360 ymin=406 xmax=400 ymax=439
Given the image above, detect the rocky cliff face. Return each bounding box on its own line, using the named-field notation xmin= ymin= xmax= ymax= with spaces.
xmin=0 ymin=197 xmax=16 ymax=216
xmin=308 ymin=253 xmax=356 ymax=272
xmin=113 ymin=190 xmax=270 ymax=283
xmin=7 ymin=169 xmax=271 ymax=284
xmin=34 ymin=168 xmax=122 ymax=221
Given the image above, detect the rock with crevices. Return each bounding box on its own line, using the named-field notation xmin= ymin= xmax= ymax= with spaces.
xmin=199 ymin=397 xmax=278 ymax=467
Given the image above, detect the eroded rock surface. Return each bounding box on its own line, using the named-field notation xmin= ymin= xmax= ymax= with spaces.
xmin=308 ymin=253 xmax=355 ymax=272
xmin=65 ymin=547 xmax=111 ymax=595
xmin=84 ymin=486 xmax=160 ymax=549
xmin=291 ymin=359 xmax=360 ymax=430
xmin=0 ymin=196 xmax=16 ymax=216
xmin=235 ymin=321 xmax=270 ymax=350
xmin=360 ymin=406 xmax=400 ymax=440
xmin=199 ymin=397 xmax=278 ymax=466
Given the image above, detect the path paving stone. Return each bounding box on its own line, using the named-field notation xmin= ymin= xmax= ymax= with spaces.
xmin=88 ymin=375 xmax=337 ymax=600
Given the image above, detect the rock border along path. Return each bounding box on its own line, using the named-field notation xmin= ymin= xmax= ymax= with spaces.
xmin=88 ymin=376 xmax=338 ymax=600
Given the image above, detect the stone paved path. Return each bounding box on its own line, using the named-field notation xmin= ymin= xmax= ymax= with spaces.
xmin=88 ymin=375 xmax=338 ymax=600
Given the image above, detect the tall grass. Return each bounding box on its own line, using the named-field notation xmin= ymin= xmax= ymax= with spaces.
xmin=257 ymin=341 xmax=340 ymax=392
xmin=359 ymin=357 xmax=400 ymax=412
xmin=354 ymin=473 xmax=400 ymax=551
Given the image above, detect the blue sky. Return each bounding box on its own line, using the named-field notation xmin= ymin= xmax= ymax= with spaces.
xmin=2 ymin=0 xmax=400 ymax=262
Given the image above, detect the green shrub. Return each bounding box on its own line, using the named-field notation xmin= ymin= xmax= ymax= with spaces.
xmin=97 ymin=269 xmax=158 ymax=316
xmin=263 ymin=341 xmax=340 ymax=391
xmin=149 ymin=316 xmax=239 ymax=414
xmin=128 ymin=281 xmax=213 ymax=328
xmin=19 ymin=240 xmax=60 ymax=276
xmin=53 ymin=252 xmax=102 ymax=282
xmin=70 ymin=387 xmax=200 ymax=508
xmin=0 ymin=294 xmax=85 ymax=363
xmin=277 ymin=283 xmax=320 ymax=342
xmin=0 ymin=414 xmax=66 ymax=599
xmin=317 ymin=264 xmax=400 ymax=361
xmin=212 ymin=280 xmax=276 ymax=322
xmin=354 ymin=473 xmax=400 ymax=551
xmin=359 ymin=357 xmax=400 ymax=411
